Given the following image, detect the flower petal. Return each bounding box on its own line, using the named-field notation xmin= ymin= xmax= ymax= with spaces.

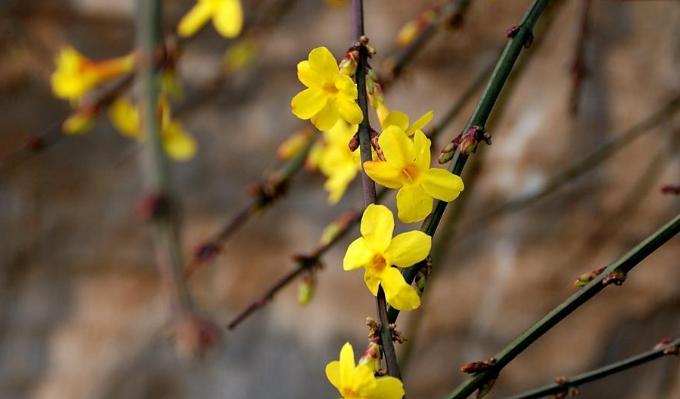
xmin=291 ymin=87 xmax=327 ymax=120
xmin=163 ymin=121 xmax=197 ymax=161
xmin=336 ymin=98 xmax=363 ymax=125
xmin=413 ymin=130 xmax=431 ymax=171
xmin=311 ymin=102 xmax=340 ymax=131
xmin=343 ymin=237 xmax=373 ymax=270
xmin=325 ymin=360 xmax=341 ymax=391
xmin=336 ymin=74 xmax=358 ymax=98
xmin=308 ymin=47 xmax=339 ymax=80
xmin=297 ymin=60 xmax=325 ymax=88
xmin=381 ymin=110 xmax=409 ymax=131
xmin=178 ymin=0 xmax=215 ymax=37
xmin=369 ymin=376 xmax=405 ymax=399
xmin=213 ymin=0 xmax=243 ymax=38
xmin=325 ymin=164 xmax=357 ymax=204
xmin=406 ymin=110 xmax=433 ymax=136
xmin=381 ymin=267 xmax=421 ymax=311
xmin=360 ymin=204 xmax=394 ymax=253
xmin=109 ymin=99 xmax=141 ymax=138
xmin=363 ymin=161 xmax=403 ymax=189
xmin=352 ymin=364 xmax=378 ymax=396
xmin=364 ymin=269 xmax=381 ymax=296
xmin=379 ymin=126 xmax=415 ymax=170
xmin=339 ymin=342 xmax=356 ymax=385
xmin=386 ymin=231 xmax=431 ymax=268
xmin=396 ymin=185 xmax=433 ymax=223
xmin=422 ymin=168 xmax=464 ymax=201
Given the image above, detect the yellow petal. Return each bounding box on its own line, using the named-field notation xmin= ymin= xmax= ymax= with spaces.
xmin=396 ymin=185 xmax=432 ymax=223
xmin=360 ymin=204 xmax=394 ymax=253
xmin=325 ymin=360 xmax=341 ymax=391
xmin=343 ymin=237 xmax=373 ymax=270
xmin=363 ymin=161 xmax=403 ymax=189
xmin=109 ymin=98 xmax=141 ymax=138
xmin=163 ymin=121 xmax=197 ymax=161
xmin=406 ymin=110 xmax=433 ymax=136
xmin=363 ymin=269 xmax=381 ymax=296
xmin=422 ymin=168 xmax=464 ymax=201
xmin=339 ymin=342 xmax=356 ymax=385
xmin=308 ymin=46 xmax=339 ymax=81
xmin=351 ymin=364 xmax=378 ymax=396
xmin=382 ymin=110 xmax=409 ymax=131
xmin=379 ymin=126 xmax=414 ymax=169
xmin=336 ymin=98 xmax=363 ymax=125
xmin=297 ymin=60 xmax=325 ymax=88
xmin=381 ymin=267 xmax=420 ymax=311
xmin=63 ymin=111 xmax=94 ymax=135
xmin=325 ymin=165 xmax=357 ymax=204
xmin=386 ymin=231 xmax=431 ymax=267
xmin=413 ymin=130 xmax=431 ymax=171
xmin=370 ymin=376 xmax=405 ymax=399
xmin=336 ymin=74 xmax=358 ymax=98
xmin=311 ymin=102 xmax=340 ymax=131
xmin=213 ymin=0 xmax=243 ymax=38
xmin=291 ymin=87 xmax=327 ymax=120
xmin=178 ymin=0 xmax=215 ymax=37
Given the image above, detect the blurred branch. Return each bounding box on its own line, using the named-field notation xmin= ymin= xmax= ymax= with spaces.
xmin=568 ymin=0 xmax=592 ymax=116
xmin=503 ymin=338 xmax=680 ymax=399
xmin=469 ymin=93 xmax=680 ymax=232
xmin=444 ymin=213 xmax=680 ymax=399
xmin=136 ymin=0 xmax=194 ymax=316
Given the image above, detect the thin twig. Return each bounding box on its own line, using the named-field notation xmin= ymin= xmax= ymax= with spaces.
xmin=503 ymin=338 xmax=680 ymax=399
xmin=568 ymin=0 xmax=592 ymax=116
xmin=353 ymin=0 xmax=401 ymax=379
xmin=137 ymin=0 xmax=194 ymax=317
xmin=444 ymin=213 xmax=680 ymax=399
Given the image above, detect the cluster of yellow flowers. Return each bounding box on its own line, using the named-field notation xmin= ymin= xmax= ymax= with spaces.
xmin=49 ymin=0 xmax=245 ymax=161
xmin=290 ymin=46 xmax=464 ymax=397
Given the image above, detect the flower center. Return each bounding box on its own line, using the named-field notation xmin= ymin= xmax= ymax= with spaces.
xmin=322 ymin=81 xmax=339 ymax=95
xmin=370 ymin=254 xmax=387 ymax=272
xmin=400 ymin=163 xmax=420 ymax=184
xmin=341 ymin=387 xmax=358 ymax=398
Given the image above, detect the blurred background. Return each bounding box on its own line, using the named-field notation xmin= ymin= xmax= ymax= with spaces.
xmin=1 ymin=0 xmax=680 ymax=398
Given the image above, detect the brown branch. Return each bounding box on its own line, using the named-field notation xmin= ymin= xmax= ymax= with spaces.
xmin=568 ymin=0 xmax=592 ymax=116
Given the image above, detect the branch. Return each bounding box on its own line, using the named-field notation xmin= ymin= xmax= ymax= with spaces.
xmin=352 ymin=0 xmax=401 ymax=380
xmin=568 ymin=0 xmax=592 ymax=116
xmin=503 ymin=338 xmax=680 ymax=399
xmin=136 ymin=0 xmax=194 ymax=317
xmin=444 ymin=212 xmax=680 ymax=399
xmin=388 ymin=0 xmax=554 ymax=324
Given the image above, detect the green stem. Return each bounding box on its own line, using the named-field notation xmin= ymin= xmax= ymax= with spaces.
xmin=444 ymin=212 xmax=680 ymax=399
xmin=388 ymin=0 xmax=553 ymax=323
xmin=503 ymin=338 xmax=680 ymax=399
xmin=137 ymin=0 xmax=194 ymax=315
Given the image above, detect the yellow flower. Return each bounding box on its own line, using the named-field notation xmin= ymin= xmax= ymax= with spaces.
xmin=343 ymin=204 xmax=430 ymax=311
xmin=109 ymin=98 xmax=197 ymax=161
xmin=317 ymin=121 xmax=361 ymax=203
xmin=291 ymin=47 xmax=363 ymax=131
xmin=381 ymin=109 xmax=433 ymax=137
xmin=178 ymin=0 xmax=243 ymax=39
xmin=364 ymin=127 xmax=464 ymax=223
xmin=326 ymin=342 xmax=404 ymax=399
xmin=50 ymin=47 xmax=134 ymax=101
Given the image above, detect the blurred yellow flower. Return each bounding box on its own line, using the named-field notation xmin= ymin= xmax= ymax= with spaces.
xmin=291 ymin=47 xmax=363 ymax=131
xmin=343 ymin=204 xmax=430 ymax=311
xmin=317 ymin=121 xmax=361 ymax=203
xmin=51 ymin=47 xmax=134 ymax=101
xmin=178 ymin=0 xmax=243 ymax=39
xmin=109 ymin=98 xmax=197 ymax=161
xmin=223 ymin=39 xmax=258 ymax=75
xmin=326 ymin=342 xmax=404 ymax=399
xmin=364 ymin=127 xmax=463 ymax=223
